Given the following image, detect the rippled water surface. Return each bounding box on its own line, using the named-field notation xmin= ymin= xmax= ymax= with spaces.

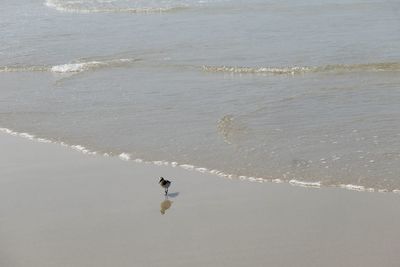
xmin=1 ymin=0 xmax=400 ymax=190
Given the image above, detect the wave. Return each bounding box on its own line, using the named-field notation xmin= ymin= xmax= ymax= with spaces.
xmin=0 ymin=66 xmax=50 ymax=72
xmin=203 ymin=65 xmax=312 ymax=75
xmin=0 ymin=58 xmax=137 ymax=74
xmin=202 ymin=62 xmax=400 ymax=75
xmin=3 ymin=60 xmax=399 ymax=76
xmin=1 ymin=126 xmax=400 ymax=194
xmin=50 ymin=58 xmax=137 ymax=73
xmin=45 ymin=0 xmax=189 ymax=13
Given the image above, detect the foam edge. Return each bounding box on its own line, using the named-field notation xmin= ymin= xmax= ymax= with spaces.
xmin=1 ymin=127 xmax=398 ymax=194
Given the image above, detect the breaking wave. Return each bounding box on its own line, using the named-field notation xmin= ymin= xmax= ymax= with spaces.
xmin=0 ymin=58 xmax=138 ymax=74
xmin=50 ymin=58 xmax=137 ymax=73
xmin=3 ymin=60 xmax=399 ymax=76
xmin=203 ymin=65 xmax=312 ymax=75
xmin=45 ymin=0 xmax=191 ymax=13
xmin=202 ymin=62 xmax=400 ymax=75
xmin=0 ymin=66 xmax=50 ymax=72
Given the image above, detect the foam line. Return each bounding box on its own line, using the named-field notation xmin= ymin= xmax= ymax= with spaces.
xmin=289 ymin=179 xmax=321 ymax=188
xmin=1 ymin=126 xmax=399 ymax=194
xmin=202 ymin=62 xmax=400 ymax=75
xmin=0 ymin=58 xmax=137 ymax=74
xmin=45 ymin=0 xmax=186 ymax=14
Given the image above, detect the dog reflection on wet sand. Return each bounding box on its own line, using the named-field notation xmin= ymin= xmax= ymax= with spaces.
xmin=160 ymin=199 xmax=173 ymax=215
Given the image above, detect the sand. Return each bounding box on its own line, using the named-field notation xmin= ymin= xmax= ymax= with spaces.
xmin=1 ymin=131 xmax=400 ymax=267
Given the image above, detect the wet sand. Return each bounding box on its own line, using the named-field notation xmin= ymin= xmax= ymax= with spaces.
xmin=1 ymin=131 xmax=400 ymax=267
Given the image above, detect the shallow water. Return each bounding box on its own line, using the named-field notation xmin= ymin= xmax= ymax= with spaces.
xmin=1 ymin=0 xmax=400 ymax=190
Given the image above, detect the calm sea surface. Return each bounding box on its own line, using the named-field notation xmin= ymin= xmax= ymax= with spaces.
xmin=1 ymin=0 xmax=400 ymax=190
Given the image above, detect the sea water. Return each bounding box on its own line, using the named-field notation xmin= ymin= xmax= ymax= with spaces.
xmin=1 ymin=0 xmax=400 ymax=191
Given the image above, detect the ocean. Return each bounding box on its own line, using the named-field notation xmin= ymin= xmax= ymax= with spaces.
xmin=1 ymin=0 xmax=400 ymax=191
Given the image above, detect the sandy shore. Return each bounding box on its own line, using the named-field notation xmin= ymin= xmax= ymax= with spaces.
xmin=1 ymin=132 xmax=400 ymax=267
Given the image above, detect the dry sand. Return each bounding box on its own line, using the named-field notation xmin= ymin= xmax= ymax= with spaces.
xmin=1 ymin=132 xmax=400 ymax=267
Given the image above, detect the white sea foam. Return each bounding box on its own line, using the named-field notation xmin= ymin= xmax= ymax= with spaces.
xmin=202 ymin=62 xmax=400 ymax=76
xmin=247 ymin=177 xmax=257 ymax=182
xmin=203 ymin=65 xmax=311 ymax=75
xmin=289 ymin=179 xmax=321 ymax=188
xmin=153 ymin=160 xmax=169 ymax=166
xmin=180 ymin=164 xmax=195 ymax=170
xmin=339 ymin=184 xmax=367 ymax=192
xmin=0 ymin=58 xmax=136 ymax=74
xmin=45 ymin=0 xmax=187 ymax=14
xmin=19 ymin=133 xmax=35 ymax=140
xmin=0 ymin=65 xmax=50 ymax=72
xmin=0 ymin=127 xmax=97 ymax=155
xmin=51 ymin=62 xmax=97 ymax=73
xmin=37 ymin=138 xmax=52 ymax=143
xmin=51 ymin=58 xmax=135 ymax=73
xmin=0 ymin=128 xmax=12 ymax=134
xmin=338 ymin=184 xmax=375 ymax=193
xmin=195 ymin=167 xmax=208 ymax=173
xmin=119 ymin=153 xmax=131 ymax=161
xmin=70 ymin=145 xmax=95 ymax=154
xmin=0 ymin=126 xmax=398 ymax=194
xmin=3 ymin=61 xmax=399 ymax=76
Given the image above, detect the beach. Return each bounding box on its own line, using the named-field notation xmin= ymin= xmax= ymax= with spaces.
xmin=1 ymin=131 xmax=400 ymax=266
xmin=1 ymin=0 xmax=400 ymax=265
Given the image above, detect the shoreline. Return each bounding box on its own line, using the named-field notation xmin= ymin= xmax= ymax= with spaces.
xmin=1 ymin=130 xmax=400 ymax=266
xmin=1 ymin=126 xmax=399 ymax=194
